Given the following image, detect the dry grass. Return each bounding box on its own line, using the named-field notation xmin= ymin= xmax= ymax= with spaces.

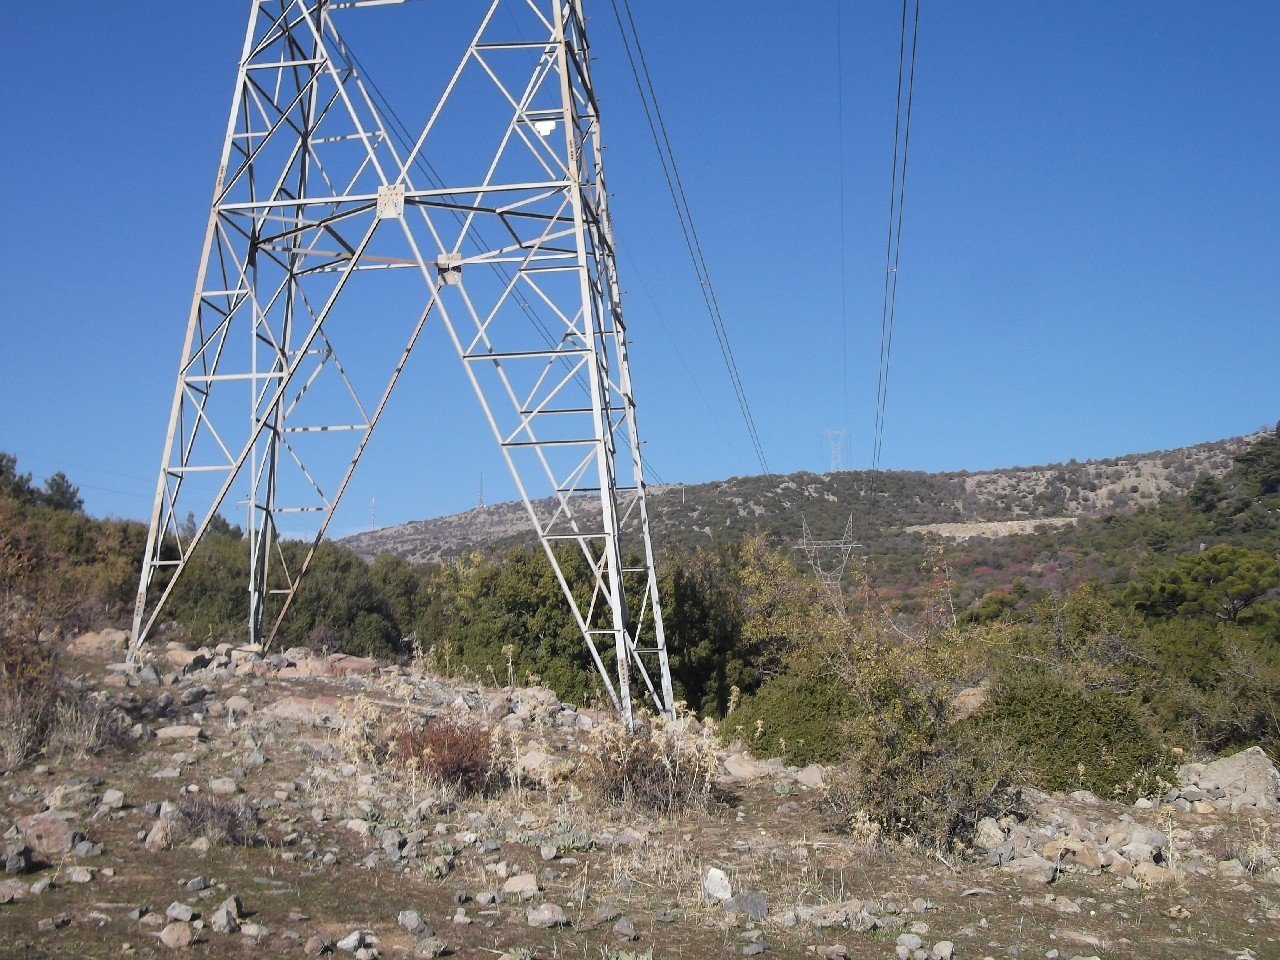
xmin=0 ymin=626 xmax=131 ymax=767
xmin=390 ymin=716 xmax=498 ymax=797
xmin=579 ymin=715 xmax=718 ymax=816
xmin=171 ymin=795 xmax=258 ymax=846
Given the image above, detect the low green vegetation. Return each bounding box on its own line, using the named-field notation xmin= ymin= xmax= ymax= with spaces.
xmin=1 ymin=425 xmax=1277 ymax=849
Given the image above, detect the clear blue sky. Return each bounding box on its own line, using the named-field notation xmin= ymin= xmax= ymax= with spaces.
xmin=2 ymin=2 xmax=1276 ymax=534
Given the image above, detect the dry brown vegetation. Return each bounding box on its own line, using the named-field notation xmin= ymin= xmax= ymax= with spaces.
xmin=390 ymin=716 xmax=498 ymax=797
xmin=580 ymin=715 xmax=719 ymax=816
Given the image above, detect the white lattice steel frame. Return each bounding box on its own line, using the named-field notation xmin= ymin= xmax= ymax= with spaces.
xmin=797 ymin=515 xmax=860 ymax=594
xmin=130 ymin=0 xmax=674 ymax=726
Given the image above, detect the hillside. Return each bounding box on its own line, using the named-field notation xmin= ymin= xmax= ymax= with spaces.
xmin=1 ymin=634 xmax=1276 ymax=960
xmin=342 ymin=432 xmax=1258 ymax=563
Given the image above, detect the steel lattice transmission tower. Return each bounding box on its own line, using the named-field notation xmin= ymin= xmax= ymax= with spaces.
xmin=130 ymin=0 xmax=674 ymax=727
xmin=796 ymin=516 xmax=860 ymax=594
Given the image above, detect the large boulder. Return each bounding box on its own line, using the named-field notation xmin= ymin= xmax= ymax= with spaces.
xmin=1185 ymin=746 xmax=1280 ymax=810
xmin=17 ymin=814 xmax=83 ymax=859
xmin=261 ymin=695 xmax=349 ymax=729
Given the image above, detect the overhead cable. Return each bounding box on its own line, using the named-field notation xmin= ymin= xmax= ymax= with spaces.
xmin=609 ymin=0 xmax=771 ymax=476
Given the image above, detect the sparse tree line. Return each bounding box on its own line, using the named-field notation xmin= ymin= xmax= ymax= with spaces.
xmin=1 ymin=424 xmax=1277 ymax=847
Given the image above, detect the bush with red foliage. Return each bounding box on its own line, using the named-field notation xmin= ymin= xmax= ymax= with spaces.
xmin=391 ymin=717 xmax=495 ymax=796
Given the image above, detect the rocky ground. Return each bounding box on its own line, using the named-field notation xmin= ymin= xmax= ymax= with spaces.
xmin=2 ymin=630 xmax=1279 ymax=960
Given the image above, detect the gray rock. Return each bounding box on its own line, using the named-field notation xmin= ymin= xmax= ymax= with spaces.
xmin=526 ymin=903 xmax=569 ymax=928
xmin=210 ymin=906 xmax=240 ymax=933
xmin=1193 ymin=746 xmax=1280 ymax=809
xmin=3 ymin=844 xmax=31 ymax=874
xmin=336 ymin=929 xmax=369 ymax=952
xmin=1002 ymin=856 xmax=1057 ymax=884
xmin=502 ymin=873 xmax=539 ymax=899
xmin=398 ymin=910 xmax=428 ymax=936
xmin=724 ymin=890 xmax=768 ymax=921
xmin=613 ymin=916 xmax=637 ymax=940
xmin=100 ymin=789 xmax=126 ymax=809
xmin=165 ymin=902 xmax=196 ymax=922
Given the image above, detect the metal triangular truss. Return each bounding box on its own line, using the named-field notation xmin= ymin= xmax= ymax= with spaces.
xmin=130 ymin=0 xmax=673 ymax=727
xmin=796 ymin=515 xmax=861 ymax=594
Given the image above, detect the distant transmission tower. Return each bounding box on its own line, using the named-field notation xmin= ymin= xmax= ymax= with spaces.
xmin=796 ymin=515 xmax=860 ymax=593
xmin=477 ymin=471 xmax=485 ymax=511
xmin=130 ymin=0 xmax=673 ymax=727
xmin=824 ymin=428 xmax=847 ymax=472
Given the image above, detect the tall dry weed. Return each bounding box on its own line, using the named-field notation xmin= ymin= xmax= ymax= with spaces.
xmin=579 ymin=713 xmax=718 ymax=816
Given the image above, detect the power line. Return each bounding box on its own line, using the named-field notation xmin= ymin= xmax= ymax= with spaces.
xmin=609 ymin=0 xmax=770 ymax=476
xmin=836 ymin=0 xmax=850 ymax=439
xmin=870 ymin=0 xmax=920 ymax=476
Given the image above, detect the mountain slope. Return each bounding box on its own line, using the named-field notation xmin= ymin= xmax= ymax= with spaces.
xmin=342 ymin=432 xmax=1258 ymax=563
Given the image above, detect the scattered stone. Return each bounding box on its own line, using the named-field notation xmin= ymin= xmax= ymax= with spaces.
xmin=3 ymin=844 xmax=32 ymax=874
xmin=210 ymin=906 xmax=240 ymax=934
xmin=17 ymin=813 xmax=82 ymax=858
xmin=166 ymin=902 xmax=196 ymax=922
xmin=336 ymin=929 xmax=369 ymax=952
xmin=185 ymin=875 xmax=209 ymax=892
xmin=1134 ymin=861 xmax=1175 ymax=887
xmin=99 ymin=788 xmax=124 ymax=814
xmin=209 ymin=777 xmax=240 ymax=796
xmin=526 ymin=903 xmax=569 ymax=928
xmin=724 ymin=753 xmax=770 ymax=781
xmin=702 ymin=866 xmax=733 ymax=902
xmin=1188 ymin=746 xmax=1280 ymax=810
xmin=415 ymin=939 xmax=448 ymax=959
xmin=724 ymin=890 xmax=769 ymax=921
xmin=398 ymin=910 xmax=428 ymax=936
xmin=304 ymin=934 xmax=333 ymax=956
xmin=66 ymin=866 xmax=94 ymax=883
xmin=156 ymin=725 xmax=203 ymax=740
xmin=613 ymin=916 xmax=637 ymax=940
xmin=160 ymin=922 xmax=195 ymax=948
xmin=502 ymin=873 xmax=539 ymax=899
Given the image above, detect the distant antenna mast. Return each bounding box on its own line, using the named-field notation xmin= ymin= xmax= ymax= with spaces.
xmin=477 ymin=471 xmax=485 ymax=511
xmin=370 ymin=497 xmax=376 ymax=531
xmin=796 ymin=514 xmax=860 ymax=593
xmin=824 ymin=428 xmax=847 ymax=473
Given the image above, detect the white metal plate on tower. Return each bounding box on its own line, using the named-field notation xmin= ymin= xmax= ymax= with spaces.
xmin=376 ymin=184 xmax=405 ymax=219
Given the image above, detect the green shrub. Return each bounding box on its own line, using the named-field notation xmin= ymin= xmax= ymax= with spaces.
xmin=826 ymin=724 xmax=1020 ymax=852
xmin=723 ymin=668 xmax=858 ymax=765
xmin=973 ymin=670 xmax=1174 ymax=800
